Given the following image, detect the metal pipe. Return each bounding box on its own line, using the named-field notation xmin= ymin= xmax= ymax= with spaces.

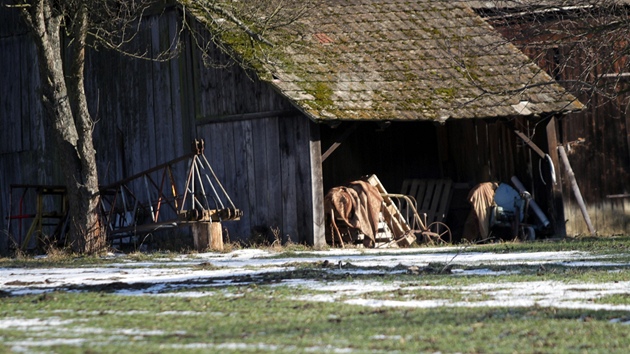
xmin=510 ymin=176 xmax=550 ymax=228
xmin=144 ymin=175 xmax=156 ymax=223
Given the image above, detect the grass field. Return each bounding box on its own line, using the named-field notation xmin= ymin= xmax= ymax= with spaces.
xmin=2 ymin=237 xmax=630 ymax=353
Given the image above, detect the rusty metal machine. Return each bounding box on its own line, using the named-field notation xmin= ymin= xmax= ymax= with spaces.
xmin=99 ymin=139 xmax=242 ymax=245
xmin=6 ymin=185 xmax=68 ymax=251
xmin=6 ymin=139 xmax=241 ymax=252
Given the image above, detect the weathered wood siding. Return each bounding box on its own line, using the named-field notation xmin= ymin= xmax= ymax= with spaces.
xmin=0 ymin=10 xmax=54 ymax=252
xmin=494 ymin=18 xmax=630 ymax=236
xmin=197 ymin=116 xmax=322 ymax=243
xmin=0 ymin=6 xmax=324 ymax=248
xmin=558 ymin=87 xmax=630 ymax=236
xmin=186 ymin=13 xmax=322 ymax=243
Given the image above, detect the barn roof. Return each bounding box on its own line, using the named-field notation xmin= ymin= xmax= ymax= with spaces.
xmin=183 ymin=0 xmax=583 ymax=122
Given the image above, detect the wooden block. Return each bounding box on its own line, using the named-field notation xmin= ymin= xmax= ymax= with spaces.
xmin=192 ymin=222 xmax=224 ymax=252
xmin=192 ymin=222 xmax=209 ymax=251
xmin=210 ymin=222 xmax=224 ymax=251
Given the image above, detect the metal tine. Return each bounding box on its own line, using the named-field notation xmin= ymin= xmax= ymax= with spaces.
xmin=192 ymin=155 xmax=211 ymax=209
xmin=204 ymin=173 xmax=224 ymax=209
xmin=192 ymin=148 xmax=223 ymax=209
xmin=119 ymin=185 xmax=130 ymax=227
xmin=201 ymin=153 xmax=236 ymax=210
xmin=180 ymin=155 xmax=195 ymax=213
xmin=143 ymin=175 xmax=155 ymax=223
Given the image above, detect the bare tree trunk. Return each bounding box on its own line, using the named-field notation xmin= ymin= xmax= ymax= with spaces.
xmin=23 ymin=0 xmax=105 ymax=254
xmin=66 ymin=2 xmax=105 ymax=253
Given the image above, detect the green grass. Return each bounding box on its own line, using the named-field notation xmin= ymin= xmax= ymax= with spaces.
xmin=2 ymin=290 xmax=630 ymax=353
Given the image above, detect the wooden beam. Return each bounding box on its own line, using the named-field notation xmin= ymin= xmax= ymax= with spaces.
xmin=195 ymin=110 xmax=298 ymax=125
xmin=321 ymin=123 xmax=358 ymax=162
xmin=514 ymin=130 xmax=545 ymax=159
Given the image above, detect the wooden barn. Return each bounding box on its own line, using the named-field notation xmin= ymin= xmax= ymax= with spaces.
xmin=0 ymin=0 xmax=585 ymax=253
xmin=467 ymin=0 xmax=630 ymax=236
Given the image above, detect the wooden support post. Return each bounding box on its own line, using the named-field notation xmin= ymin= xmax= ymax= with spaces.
xmin=192 ymin=222 xmax=224 ymax=251
xmin=309 ymin=121 xmax=326 ymax=247
xmin=558 ymin=146 xmax=596 ymax=236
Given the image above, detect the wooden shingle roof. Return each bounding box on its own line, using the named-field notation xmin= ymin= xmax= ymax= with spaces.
xmin=185 ymin=0 xmax=583 ymax=122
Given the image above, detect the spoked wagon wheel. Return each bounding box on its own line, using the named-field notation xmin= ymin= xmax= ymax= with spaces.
xmin=423 ymin=222 xmax=452 ymax=244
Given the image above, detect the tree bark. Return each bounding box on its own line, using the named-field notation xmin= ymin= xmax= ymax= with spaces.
xmin=23 ymin=0 xmax=105 ymax=254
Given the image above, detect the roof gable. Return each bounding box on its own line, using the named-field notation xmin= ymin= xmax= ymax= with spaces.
xmin=184 ymin=0 xmax=583 ymax=122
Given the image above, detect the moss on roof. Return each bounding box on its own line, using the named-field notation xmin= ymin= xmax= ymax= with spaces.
xmin=183 ymin=0 xmax=583 ymax=122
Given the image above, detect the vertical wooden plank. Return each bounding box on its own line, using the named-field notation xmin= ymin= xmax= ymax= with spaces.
xmin=230 ymin=119 xmax=254 ymax=240
xmin=220 ymin=122 xmax=240 ymax=237
xmin=266 ymin=117 xmax=282 ymax=231
xmin=29 ymin=47 xmax=46 ymax=180
xmin=1 ymin=37 xmax=22 ymax=153
xmin=294 ymin=116 xmax=310 ymax=243
xmin=460 ymin=119 xmax=475 ymax=181
xmin=207 ymin=123 xmax=227 ymax=210
xmin=167 ymin=12 xmax=184 ymax=160
xmin=478 ymin=120 xmax=490 ymax=179
xmin=178 ymin=22 xmax=194 ymax=150
xmin=279 ymin=116 xmax=298 ymax=243
xmin=486 ymin=122 xmax=498 ymax=180
xmin=0 ymin=157 xmax=8 ymax=240
xmin=152 ymin=16 xmax=173 ymax=164
xmin=143 ymin=17 xmax=158 ymax=171
xmin=21 ymin=38 xmax=37 ymax=152
xmin=241 ymin=120 xmax=257 ymax=240
xmin=252 ymin=118 xmax=270 ymax=233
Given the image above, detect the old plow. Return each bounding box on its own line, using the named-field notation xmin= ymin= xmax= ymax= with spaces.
xmin=99 ymin=139 xmax=241 ymax=250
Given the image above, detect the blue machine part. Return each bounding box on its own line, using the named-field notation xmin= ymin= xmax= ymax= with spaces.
xmin=494 ymin=183 xmax=525 ymax=221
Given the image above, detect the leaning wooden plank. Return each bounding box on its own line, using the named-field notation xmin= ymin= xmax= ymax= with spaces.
xmin=420 ymin=180 xmax=436 ymax=215
xmin=428 ymin=181 xmax=445 ymax=223
xmin=366 ymin=175 xmax=410 ymax=237
xmin=412 ymin=179 xmax=426 ymax=211
xmin=435 ymin=179 xmax=453 ymax=222
xmin=558 ymin=146 xmax=596 ymax=236
xmin=400 ymin=179 xmax=412 ymax=196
